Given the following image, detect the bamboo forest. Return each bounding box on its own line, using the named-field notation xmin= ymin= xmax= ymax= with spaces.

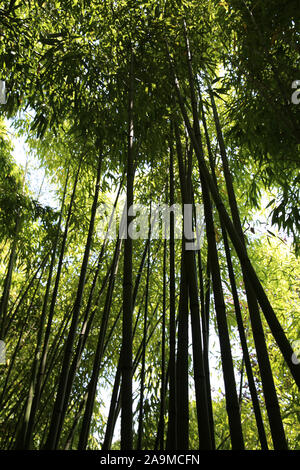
xmin=0 ymin=0 xmax=299 ymax=454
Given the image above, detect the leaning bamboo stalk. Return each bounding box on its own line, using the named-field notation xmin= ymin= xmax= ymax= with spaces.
xmin=200 ymin=92 xmax=269 ymax=449
xmin=25 ymin=157 xmax=83 ymax=447
xmin=78 ymin=236 xmax=122 ymax=450
xmin=208 ymin=85 xmax=287 ymax=449
xmin=16 ymin=170 xmax=70 ymax=449
xmin=45 ymin=155 xmax=102 ymax=449
xmin=166 ymin=42 xmax=300 ymax=390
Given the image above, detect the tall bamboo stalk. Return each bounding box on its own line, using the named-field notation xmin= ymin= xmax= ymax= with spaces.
xmin=200 ymin=93 xmax=268 ymax=449
xmin=166 ymin=134 xmax=177 ymax=451
xmin=121 ymin=49 xmax=135 ymax=451
xmin=103 ymin=239 xmax=154 ymax=450
xmin=176 ymin=250 xmax=189 ymax=450
xmin=181 ymin=21 xmax=244 ymax=449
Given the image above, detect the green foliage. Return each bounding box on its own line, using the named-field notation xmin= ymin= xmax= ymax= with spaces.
xmin=0 ymin=0 xmax=298 ymax=451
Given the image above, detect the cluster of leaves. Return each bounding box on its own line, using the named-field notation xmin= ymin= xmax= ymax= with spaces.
xmin=213 ymin=0 xmax=300 ymax=251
